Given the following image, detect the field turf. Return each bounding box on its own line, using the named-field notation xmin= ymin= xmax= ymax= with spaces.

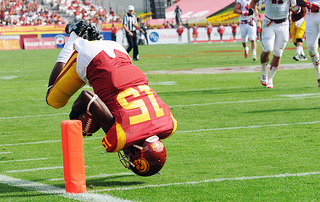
xmin=1 ymin=41 xmax=320 ymax=201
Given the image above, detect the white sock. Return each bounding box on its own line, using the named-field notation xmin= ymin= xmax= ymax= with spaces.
xmin=297 ymin=46 xmax=303 ymax=55
xmin=268 ymin=66 xmax=278 ymax=82
xmin=245 ymin=47 xmax=249 ymax=53
xmin=252 ymin=48 xmax=256 ymax=56
xmin=261 ymin=62 xmax=268 ymax=76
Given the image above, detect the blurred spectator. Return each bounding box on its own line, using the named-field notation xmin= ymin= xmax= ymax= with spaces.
xmin=231 ymin=21 xmax=237 ymax=42
xmin=111 ymin=22 xmax=118 ymax=41
xmin=166 ymin=21 xmax=172 ymax=29
xmin=176 ymin=22 xmax=184 ymax=44
xmin=192 ymin=23 xmax=198 ymax=43
xmin=206 ymin=21 xmax=212 ymax=43
xmin=160 ymin=23 xmax=165 ymax=29
xmin=217 ymin=23 xmax=225 ymax=43
xmin=174 ymin=5 xmax=182 ymax=25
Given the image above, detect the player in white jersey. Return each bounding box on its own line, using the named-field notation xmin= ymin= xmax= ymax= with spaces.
xmin=299 ymin=0 xmax=320 ymax=86
xmin=234 ymin=0 xmax=258 ymax=61
xmin=250 ymin=0 xmax=291 ymax=88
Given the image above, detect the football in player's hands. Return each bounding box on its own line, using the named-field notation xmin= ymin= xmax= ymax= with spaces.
xmin=78 ymin=111 xmax=101 ymax=136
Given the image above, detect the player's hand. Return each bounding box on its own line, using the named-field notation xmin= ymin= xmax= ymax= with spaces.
xmin=305 ymin=2 xmax=320 ymax=12
xmin=241 ymin=11 xmax=249 ymax=16
xmin=292 ymin=5 xmax=301 ymax=13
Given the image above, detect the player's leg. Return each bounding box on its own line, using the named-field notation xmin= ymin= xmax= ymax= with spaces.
xmin=290 ymin=22 xmax=300 ymax=61
xmin=240 ymin=24 xmax=249 ymax=58
xmin=260 ymin=20 xmax=275 ymax=86
xmin=248 ymin=22 xmax=257 ymax=61
xmin=70 ymin=90 xmax=115 ymax=133
xmin=305 ymin=13 xmax=320 ymax=86
xmin=267 ymin=22 xmax=289 ymax=89
xmin=126 ymin=33 xmax=134 ymax=53
xmin=295 ymin=20 xmax=307 ymax=61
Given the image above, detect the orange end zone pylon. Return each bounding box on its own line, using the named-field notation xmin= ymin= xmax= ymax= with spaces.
xmin=61 ymin=120 xmax=86 ymax=193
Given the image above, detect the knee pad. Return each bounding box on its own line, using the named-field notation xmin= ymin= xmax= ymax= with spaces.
xmin=46 ymin=52 xmax=85 ymax=109
xmin=308 ymin=46 xmax=318 ymax=57
xmin=273 ymin=48 xmax=284 ymax=57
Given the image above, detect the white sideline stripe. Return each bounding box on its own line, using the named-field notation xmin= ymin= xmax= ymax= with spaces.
xmin=176 ymin=121 xmax=320 ymax=133
xmin=89 ymin=172 xmax=320 ymax=192
xmin=2 ymin=121 xmax=320 ymax=147
xmin=0 ymin=158 xmax=47 ymax=163
xmin=0 ymin=140 xmax=61 ymax=146
xmin=2 ymin=95 xmax=320 ymax=120
xmin=0 ymin=152 xmax=12 ymax=154
xmin=5 ymin=166 xmax=63 ymax=173
xmin=47 ymin=172 xmax=133 ymax=181
xmin=169 ymin=96 xmax=320 ymax=108
xmin=0 ymin=113 xmax=68 ymax=120
xmin=0 ymin=174 xmax=131 ymax=202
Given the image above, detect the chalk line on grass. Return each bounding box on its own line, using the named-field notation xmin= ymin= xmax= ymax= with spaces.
xmin=0 ymin=174 xmax=131 ymax=202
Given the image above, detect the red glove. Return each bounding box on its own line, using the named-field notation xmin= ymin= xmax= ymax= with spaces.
xmin=241 ymin=11 xmax=249 ymax=16
xmin=305 ymin=2 xmax=320 ymax=12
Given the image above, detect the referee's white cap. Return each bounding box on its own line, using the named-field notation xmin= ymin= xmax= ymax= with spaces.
xmin=128 ymin=5 xmax=134 ymax=11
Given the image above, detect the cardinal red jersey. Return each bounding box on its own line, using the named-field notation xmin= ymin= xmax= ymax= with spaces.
xmin=74 ymin=39 xmax=177 ymax=152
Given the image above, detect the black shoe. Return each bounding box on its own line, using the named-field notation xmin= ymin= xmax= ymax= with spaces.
xmin=65 ymin=20 xmax=88 ymax=37
xmin=133 ymin=58 xmax=139 ymax=61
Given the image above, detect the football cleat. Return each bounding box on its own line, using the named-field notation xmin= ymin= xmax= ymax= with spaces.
xmin=266 ymin=80 xmax=274 ymax=88
xmin=244 ymin=47 xmax=249 ymax=58
xmin=293 ymin=53 xmax=300 ymax=61
xmin=299 ymin=54 xmax=307 ymax=61
xmin=66 ymin=20 xmax=88 ymax=37
xmin=261 ymin=75 xmax=267 ymax=86
xmin=253 ymin=55 xmax=257 ymax=61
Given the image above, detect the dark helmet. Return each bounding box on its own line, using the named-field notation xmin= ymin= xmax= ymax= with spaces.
xmin=84 ymin=23 xmax=102 ymax=41
xmin=118 ymin=136 xmax=167 ymax=177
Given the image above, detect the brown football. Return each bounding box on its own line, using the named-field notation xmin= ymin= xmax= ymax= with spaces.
xmin=78 ymin=111 xmax=101 ymax=136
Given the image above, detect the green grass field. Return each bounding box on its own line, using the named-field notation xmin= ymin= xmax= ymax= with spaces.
xmin=1 ymin=41 xmax=320 ymax=201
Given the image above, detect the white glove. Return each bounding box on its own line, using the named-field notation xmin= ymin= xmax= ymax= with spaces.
xmin=292 ymin=5 xmax=301 ymax=13
xmin=295 ymin=17 xmax=305 ymax=28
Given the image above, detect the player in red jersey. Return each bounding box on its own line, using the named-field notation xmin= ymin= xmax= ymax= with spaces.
xmin=46 ymin=21 xmax=178 ymax=176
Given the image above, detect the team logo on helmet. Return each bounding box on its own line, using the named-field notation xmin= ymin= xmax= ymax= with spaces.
xmin=133 ymin=158 xmax=150 ymax=174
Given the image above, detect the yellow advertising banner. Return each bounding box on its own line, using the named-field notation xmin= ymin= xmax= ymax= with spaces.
xmin=0 ymin=39 xmax=20 ymax=50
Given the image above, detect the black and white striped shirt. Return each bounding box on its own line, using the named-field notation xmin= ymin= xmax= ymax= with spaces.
xmin=122 ymin=13 xmax=137 ymax=31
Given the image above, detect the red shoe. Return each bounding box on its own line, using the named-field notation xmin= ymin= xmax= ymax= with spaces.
xmin=261 ymin=75 xmax=267 ymax=86
xmin=244 ymin=50 xmax=248 ymax=58
xmin=318 ymin=79 xmax=320 ymax=87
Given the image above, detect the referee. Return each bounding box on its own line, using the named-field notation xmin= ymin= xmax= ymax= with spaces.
xmin=122 ymin=5 xmax=143 ymax=61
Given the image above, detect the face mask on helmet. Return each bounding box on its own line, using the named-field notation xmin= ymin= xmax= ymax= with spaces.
xmin=118 ymin=135 xmax=167 ymax=177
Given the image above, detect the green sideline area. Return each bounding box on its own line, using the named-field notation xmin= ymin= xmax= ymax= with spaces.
xmin=1 ymin=42 xmax=320 ymax=201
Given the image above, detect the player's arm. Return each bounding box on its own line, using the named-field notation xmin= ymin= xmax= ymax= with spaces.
xmin=249 ymin=0 xmax=259 ymax=9
xmin=296 ymin=0 xmax=320 ymax=10
xmin=70 ymin=90 xmax=115 ymax=133
xmin=233 ymin=3 xmax=242 ymax=15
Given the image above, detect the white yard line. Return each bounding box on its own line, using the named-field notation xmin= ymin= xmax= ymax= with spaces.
xmin=0 ymin=174 xmax=131 ymax=202
xmin=89 ymin=171 xmax=320 ymax=192
xmin=1 ymin=120 xmax=320 ymax=147
xmin=47 ymin=173 xmax=133 ymax=181
xmin=0 ymin=158 xmax=47 ymax=163
xmin=5 ymin=166 xmax=64 ymax=173
xmin=0 ymin=152 xmax=12 ymax=154
xmin=1 ymin=94 xmax=320 ymax=120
